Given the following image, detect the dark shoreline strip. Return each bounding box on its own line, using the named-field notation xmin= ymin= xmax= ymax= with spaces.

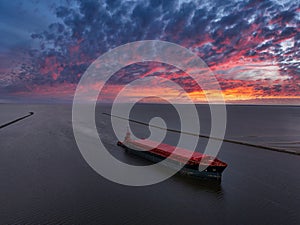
xmin=103 ymin=112 xmax=299 ymax=156
xmin=0 ymin=112 xmax=34 ymax=129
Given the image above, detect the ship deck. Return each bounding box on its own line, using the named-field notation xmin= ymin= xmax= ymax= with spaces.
xmin=126 ymin=139 xmax=227 ymax=167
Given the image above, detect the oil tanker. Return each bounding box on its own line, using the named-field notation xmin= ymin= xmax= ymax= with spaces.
xmin=117 ymin=131 xmax=227 ymax=180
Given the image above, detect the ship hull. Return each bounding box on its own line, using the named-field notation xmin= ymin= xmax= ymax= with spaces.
xmin=118 ymin=141 xmax=224 ymax=180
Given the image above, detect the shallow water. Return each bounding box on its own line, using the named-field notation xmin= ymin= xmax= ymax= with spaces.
xmin=0 ymin=104 xmax=299 ymax=224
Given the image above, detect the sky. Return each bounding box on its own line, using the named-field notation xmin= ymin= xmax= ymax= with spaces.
xmin=0 ymin=0 xmax=299 ymax=104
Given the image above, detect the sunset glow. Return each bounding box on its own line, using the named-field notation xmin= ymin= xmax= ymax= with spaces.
xmin=0 ymin=0 xmax=299 ymax=104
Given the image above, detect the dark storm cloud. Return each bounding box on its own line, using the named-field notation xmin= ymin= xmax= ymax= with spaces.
xmin=279 ymin=26 xmax=298 ymax=40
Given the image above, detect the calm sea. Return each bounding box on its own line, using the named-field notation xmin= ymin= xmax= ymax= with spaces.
xmin=0 ymin=103 xmax=299 ymax=224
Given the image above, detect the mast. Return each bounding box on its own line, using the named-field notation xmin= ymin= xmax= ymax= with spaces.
xmin=125 ymin=127 xmax=131 ymax=141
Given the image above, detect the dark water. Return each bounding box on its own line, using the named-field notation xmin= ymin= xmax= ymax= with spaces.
xmin=0 ymin=104 xmax=299 ymax=224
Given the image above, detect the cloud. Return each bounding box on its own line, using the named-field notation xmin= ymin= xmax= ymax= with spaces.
xmin=1 ymin=0 xmax=299 ymax=102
